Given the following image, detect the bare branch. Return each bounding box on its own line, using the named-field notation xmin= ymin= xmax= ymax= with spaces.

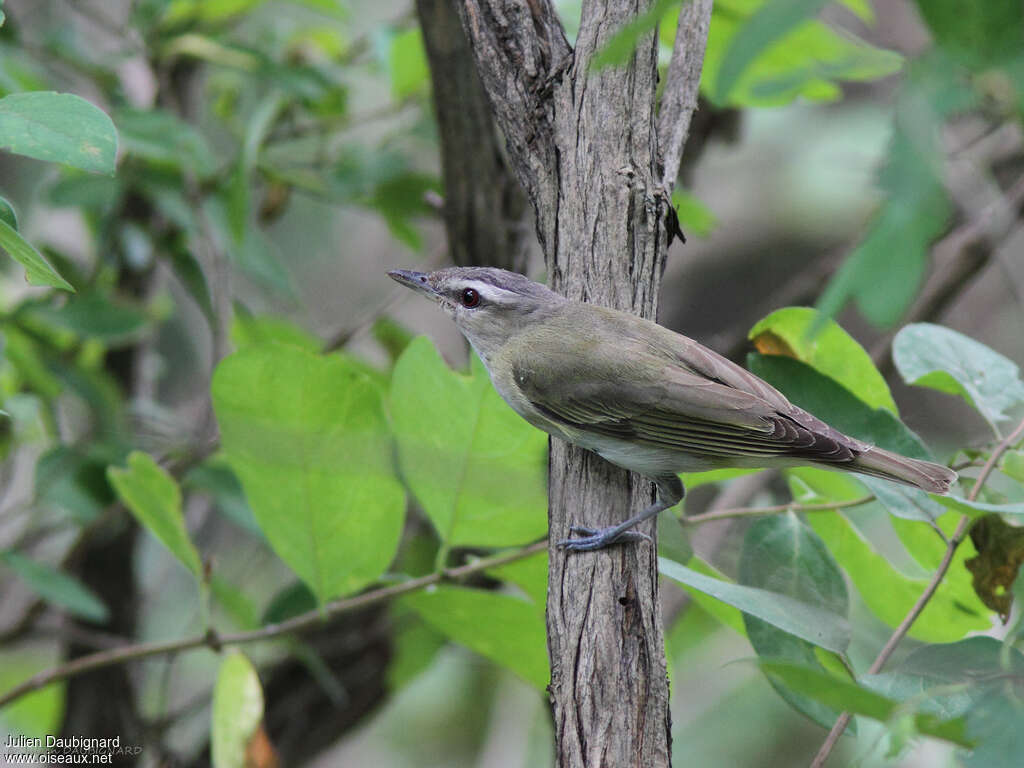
xmin=658 ymin=0 xmax=713 ymax=191
xmin=683 ymin=494 xmax=874 ymax=525
xmin=811 ymin=415 xmax=1024 ymax=767
xmin=453 ymin=0 xmax=571 ymax=252
xmin=0 ymin=540 xmax=548 ymax=710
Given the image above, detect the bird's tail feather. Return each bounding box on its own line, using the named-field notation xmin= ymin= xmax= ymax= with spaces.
xmin=850 ymin=447 xmax=956 ymax=494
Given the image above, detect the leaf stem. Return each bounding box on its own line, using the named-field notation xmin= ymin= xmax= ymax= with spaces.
xmin=811 ymin=415 xmax=1024 ymax=767
xmin=0 ymin=539 xmax=548 ymax=710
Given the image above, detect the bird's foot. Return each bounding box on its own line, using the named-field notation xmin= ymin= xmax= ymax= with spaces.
xmin=556 ymin=525 xmax=651 ymax=552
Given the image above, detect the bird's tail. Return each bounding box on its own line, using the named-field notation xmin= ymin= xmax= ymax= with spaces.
xmin=851 ymin=447 xmax=957 ymax=494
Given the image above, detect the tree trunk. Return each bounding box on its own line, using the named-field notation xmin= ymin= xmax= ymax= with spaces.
xmin=416 ymin=0 xmax=531 ymax=272
xmin=451 ymin=1 xmax=709 ymax=764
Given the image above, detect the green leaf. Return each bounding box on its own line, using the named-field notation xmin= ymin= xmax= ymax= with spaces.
xmin=746 ymin=353 xmax=930 ymax=460
xmin=211 ymin=651 xmax=264 ymax=768
xmin=714 ymin=0 xmax=831 ymax=103
xmin=749 ymin=306 xmax=897 ymax=413
xmin=0 ymin=195 xmax=16 ymax=229
xmin=863 ymin=638 xmax=1024 ymax=764
xmin=703 ymin=0 xmax=901 ymax=107
xmin=400 ymin=585 xmax=548 ymax=689
xmin=25 ymin=293 xmax=149 ymax=345
xmin=658 ymin=556 xmax=850 ymax=653
xmin=790 ymin=467 xmax=989 ymax=641
xmin=1002 ymin=450 xmax=1024 ymax=483
xmin=757 ymin=660 xmax=972 ymax=747
xmin=0 ymin=644 xmax=65 ymax=742
xmin=914 ymin=0 xmax=1024 ymax=71
xmin=35 ymin=445 xmax=116 ymax=524
xmin=893 ymin=323 xmax=1024 ymax=432
xmin=0 ymin=92 xmax=117 ymax=174
xmin=212 ymin=344 xmax=405 ymax=604
xmin=679 ymin=467 xmax=763 ymax=489
xmin=671 ymin=189 xmax=717 ymax=239
xmin=389 ymin=27 xmax=429 ymax=99
xmin=230 ymin=314 xmax=321 ymax=352
xmin=486 ymin=549 xmax=548 ymax=607
xmin=0 ymin=551 xmax=108 ymax=622
xmin=183 ymin=459 xmax=262 ymax=536
xmin=933 ymin=495 xmax=1024 ymax=518
xmin=118 ymin=107 xmax=214 ymax=174
xmin=391 ymin=337 xmax=547 ymax=548
xmin=675 ymin=557 xmax=747 ymax=635
xmin=168 ymin=247 xmax=215 ymax=327
xmin=165 ymin=0 xmax=268 ymax=25
xmin=0 ymin=218 xmax=75 ymax=291
xmin=817 ymin=57 xmax=976 ymax=326
xmin=739 ymin=514 xmax=850 ymax=728
xmin=859 ymin=475 xmax=946 ymax=523
xmin=591 ymin=0 xmax=679 ymax=69
xmin=115 ymin=107 xmax=216 ymax=175
xmin=387 ymin=611 xmax=446 ymax=690
xmin=107 ymin=451 xmax=203 ymax=579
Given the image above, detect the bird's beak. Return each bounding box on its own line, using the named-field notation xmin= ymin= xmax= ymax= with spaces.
xmin=387 ymin=269 xmax=440 ymax=302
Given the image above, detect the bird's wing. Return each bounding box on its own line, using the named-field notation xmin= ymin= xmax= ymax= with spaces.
xmin=513 ymin=341 xmax=860 ymax=464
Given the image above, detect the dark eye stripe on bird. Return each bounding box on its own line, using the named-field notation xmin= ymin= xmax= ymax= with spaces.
xmin=387 ymin=266 xmax=957 ymax=553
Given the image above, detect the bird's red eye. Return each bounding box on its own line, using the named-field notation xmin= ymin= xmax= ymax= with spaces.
xmin=461 ymin=288 xmax=480 ymax=308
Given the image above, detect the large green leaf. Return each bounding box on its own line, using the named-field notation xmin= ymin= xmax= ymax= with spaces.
xmin=714 ymin=0 xmax=831 ymax=102
xmin=703 ymin=0 xmax=901 ymax=107
xmin=390 ymin=337 xmax=547 ymax=548
xmin=893 ymin=323 xmax=1024 ymax=433
xmin=108 ymin=451 xmax=203 ymax=579
xmin=746 ymin=353 xmax=930 ymax=460
xmin=0 ymin=644 xmax=65 ymax=743
xmin=115 ymin=108 xmax=216 ymax=176
xmin=25 ymin=294 xmax=149 ymax=346
xmin=0 ymin=218 xmax=74 ymax=291
xmin=211 ymin=651 xmax=264 ymax=768
xmin=0 ymin=92 xmax=117 ymax=174
xmin=400 ymin=585 xmax=548 ymax=689
xmin=790 ymin=468 xmax=989 ymax=641
xmin=757 ymin=660 xmax=972 ymax=747
xmin=749 ymin=306 xmax=896 ymax=412
xmin=658 ymin=557 xmax=850 ymax=653
xmin=389 ymin=27 xmax=429 ymax=99
xmin=739 ymin=514 xmax=849 ymax=728
xmin=914 ymin=0 xmax=1024 ymax=71
xmin=0 ymin=551 xmax=108 ymax=622
xmin=817 ymin=56 xmax=977 ymax=326
xmin=211 ymin=344 xmax=405 ymax=604
xmin=864 ymin=638 xmax=1024 ymax=767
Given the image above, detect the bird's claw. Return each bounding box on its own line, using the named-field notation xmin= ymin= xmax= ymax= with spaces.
xmin=557 ymin=525 xmax=652 ymax=552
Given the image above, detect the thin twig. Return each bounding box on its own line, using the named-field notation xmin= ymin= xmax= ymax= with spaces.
xmin=683 ymin=495 xmax=875 ymax=525
xmin=811 ymin=415 xmax=1024 ymax=768
xmin=658 ymin=0 xmax=714 ymax=192
xmin=0 ymin=540 xmax=547 ymax=710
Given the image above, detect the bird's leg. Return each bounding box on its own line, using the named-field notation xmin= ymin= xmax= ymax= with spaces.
xmin=557 ymin=475 xmax=685 ymax=552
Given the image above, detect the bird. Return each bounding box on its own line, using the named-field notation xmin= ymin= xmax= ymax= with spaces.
xmin=387 ymin=266 xmax=956 ymax=552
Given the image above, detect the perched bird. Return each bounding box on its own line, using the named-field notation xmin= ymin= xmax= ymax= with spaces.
xmin=387 ymin=267 xmax=956 ymax=552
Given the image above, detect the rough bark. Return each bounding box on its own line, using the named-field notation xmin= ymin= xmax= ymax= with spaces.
xmin=452 ymin=1 xmax=708 ymax=765
xmin=416 ymin=0 xmax=531 ymax=272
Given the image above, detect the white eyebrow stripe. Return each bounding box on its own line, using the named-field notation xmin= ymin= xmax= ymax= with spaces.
xmin=455 ymin=280 xmax=517 ymax=303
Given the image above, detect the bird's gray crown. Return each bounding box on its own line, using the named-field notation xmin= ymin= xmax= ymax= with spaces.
xmin=428 ymin=266 xmax=560 ymax=301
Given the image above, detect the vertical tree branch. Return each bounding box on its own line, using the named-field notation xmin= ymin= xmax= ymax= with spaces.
xmin=658 ymin=0 xmax=713 ymax=191
xmin=453 ymin=1 xmax=710 ymax=765
xmin=416 ymin=0 xmax=531 ymax=272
